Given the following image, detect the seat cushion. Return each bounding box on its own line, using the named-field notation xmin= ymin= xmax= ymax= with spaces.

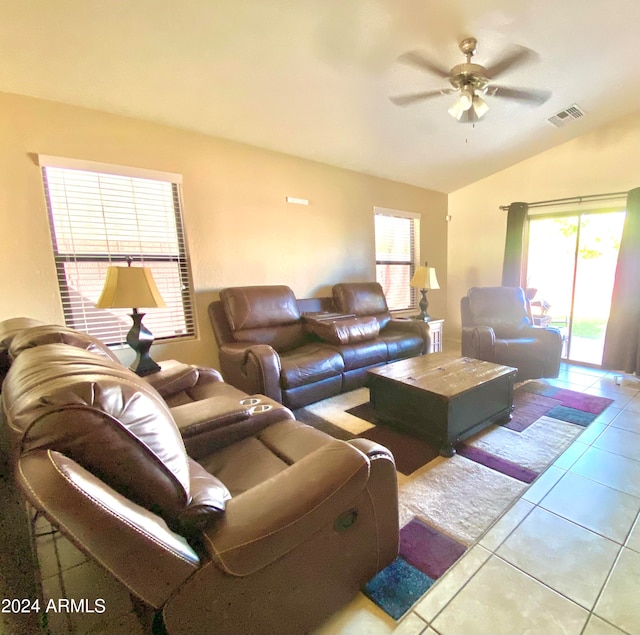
xmin=494 ymin=338 xmax=548 ymax=370
xmin=378 ymin=329 xmax=424 ymax=361
xmin=333 ymin=339 xmax=388 ymax=371
xmin=198 ymin=420 xmax=332 ymax=496
xmin=279 ymin=344 xmax=344 ymax=389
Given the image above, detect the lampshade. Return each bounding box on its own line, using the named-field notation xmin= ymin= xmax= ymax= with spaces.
xmin=472 ymin=94 xmax=489 ymax=118
xmin=410 ymin=266 xmax=440 ymax=290
xmin=96 ymin=266 xmax=166 ymax=310
xmin=448 ymin=90 xmax=490 ymax=121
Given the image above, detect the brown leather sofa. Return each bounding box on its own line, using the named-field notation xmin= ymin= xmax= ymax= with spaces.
xmin=209 ymin=283 xmax=428 ymax=409
xmin=2 ymin=343 xmax=399 ymax=635
xmin=461 ymin=286 xmax=563 ymax=381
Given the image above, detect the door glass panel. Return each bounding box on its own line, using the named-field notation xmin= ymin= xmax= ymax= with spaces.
xmin=526 ymin=216 xmax=578 ymax=358
xmin=572 ymin=212 xmax=625 ymax=364
xmin=526 ymin=211 xmax=625 ymax=366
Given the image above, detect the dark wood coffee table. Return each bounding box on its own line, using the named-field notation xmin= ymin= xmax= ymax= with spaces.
xmin=367 ymin=353 xmax=517 ymax=457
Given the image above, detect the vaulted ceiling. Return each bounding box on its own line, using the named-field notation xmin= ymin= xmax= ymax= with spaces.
xmin=1 ymin=0 xmax=639 ymax=192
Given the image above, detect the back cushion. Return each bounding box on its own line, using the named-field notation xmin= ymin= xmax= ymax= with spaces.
xmin=9 ymin=324 xmax=120 ymax=363
xmin=468 ymin=287 xmax=531 ymax=337
xmin=5 ymin=345 xmax=191 ymax=523
xmin=333 ymin=282 xmax=391 ymax=330
xmin=220 ymin=286 xmax=306 ymax=351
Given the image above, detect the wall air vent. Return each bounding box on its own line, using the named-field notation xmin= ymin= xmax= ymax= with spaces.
xmin=547 ymin=104 xmax=586 ymax=127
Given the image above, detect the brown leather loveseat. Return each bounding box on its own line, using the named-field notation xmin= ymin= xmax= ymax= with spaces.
xmin=209 ymin=282 xmax=428 ymax=409
xmin=2 ymin=343 xmax=399 ymax=635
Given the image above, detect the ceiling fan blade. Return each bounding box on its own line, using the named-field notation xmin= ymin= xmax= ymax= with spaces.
xmin=484 ymin=46 xmax=537 ymax=79
xmin=389 ymin=89 xmax=450 ymax=107
xmin=489 ymin=85 xmax=552 ymax=104
xmin=396 ymin=51 xmax=450 ymax=78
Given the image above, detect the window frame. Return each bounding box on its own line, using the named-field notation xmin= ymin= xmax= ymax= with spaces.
xmin=39 ymin=155 xmax=196 ymax=347
xmin=373 ymin=206 xmax=421 ymax=312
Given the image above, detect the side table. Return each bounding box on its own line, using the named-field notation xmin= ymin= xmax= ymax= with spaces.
xmin=425 ymin=318 xmax=444 ymax=353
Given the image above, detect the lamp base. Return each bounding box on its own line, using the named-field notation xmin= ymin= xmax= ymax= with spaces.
xmin=127 ymin=311 xmax=161 ymax=377
xmin=411 ymin=289 xmax=432 ymax=322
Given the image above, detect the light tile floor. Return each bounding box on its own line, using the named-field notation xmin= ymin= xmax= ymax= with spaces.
xmin=315 ymin=362 xmax=640 ymax=635
xmin=2 ymin=362 xmax=640 ymax=635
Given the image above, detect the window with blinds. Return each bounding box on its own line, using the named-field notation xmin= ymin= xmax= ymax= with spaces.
xmin=40 ymin=157 xmax=195 ymax=346
xmin=374 ymin=207 xmax=420 ymax=311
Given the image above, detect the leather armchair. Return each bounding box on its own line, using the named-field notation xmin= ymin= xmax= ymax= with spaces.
xmin=461 ymin=286 xmax=563 ymax=381
xmin=2 ymin=344 xmax=399 ymax=635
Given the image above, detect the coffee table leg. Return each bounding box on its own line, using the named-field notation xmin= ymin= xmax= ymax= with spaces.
xmin=497 ymin=404 xmax=515 ymax=425
xmin=439 ymin=442 xmax=456 ymax=458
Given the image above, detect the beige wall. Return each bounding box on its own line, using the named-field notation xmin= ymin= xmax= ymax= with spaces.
xmin=447 ymin=112 xmax=640 ymax=341
xmin=0 ymin=91 xmax=448 ymax=369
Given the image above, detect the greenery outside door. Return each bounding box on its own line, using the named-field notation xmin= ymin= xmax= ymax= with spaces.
xmin=525 ymin=210 xmax=625 ymax=366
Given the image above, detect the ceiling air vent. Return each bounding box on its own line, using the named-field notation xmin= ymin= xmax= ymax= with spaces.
xmin=547 ymin=104 xmax=586 ymax=127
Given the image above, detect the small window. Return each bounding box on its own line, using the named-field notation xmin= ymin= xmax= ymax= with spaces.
xmin=40 ymin=156 xmax=195 ymax=346
xmin=373 ymin=207 xmax=420 ymax=311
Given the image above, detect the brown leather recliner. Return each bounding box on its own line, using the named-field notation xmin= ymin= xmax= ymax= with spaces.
xmin=461 ymin=286 xmax=563 ymax=381
xmin=0 ymin=317 xmax=45 ymax=388
xmin=2 ymin=344 xmax=399 ymax=635
xmin=6 ymin=323 xmax=245 ymax=407
xmin=209 ymin=284 xmax=428 ymax=409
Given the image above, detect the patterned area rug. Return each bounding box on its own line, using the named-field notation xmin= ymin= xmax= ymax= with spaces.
xmin=295 ymin=381 xmax=613 ymax=620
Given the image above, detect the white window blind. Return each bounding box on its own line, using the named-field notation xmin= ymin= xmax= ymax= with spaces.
xmin=40 ymin=157 xmax=195 ymax=346
xmin=374 ymin=207 xmax=420 ymax=311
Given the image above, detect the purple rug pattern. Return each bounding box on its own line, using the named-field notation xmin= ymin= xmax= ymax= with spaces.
xmin=455 ymin=443 xmax=539 ymax=483
xmin=364 ymin=518 xmax=466 ymax=619
xmin=340 ymin=382 xmax=614 ymax=477
xmin=510 ymin=381 xmax=614 ymax=431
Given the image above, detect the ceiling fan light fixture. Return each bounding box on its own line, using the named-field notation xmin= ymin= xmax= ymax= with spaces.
xmin=459 ymin=86 xmax=474 ymax=110
xmin=448 ymin=98 xmax=466 ymax=120
xmin=472 ymin=94 xmax=489 ymax=118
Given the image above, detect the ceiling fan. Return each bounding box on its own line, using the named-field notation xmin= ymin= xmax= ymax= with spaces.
xmin=390 ymin=37 xmax=551 ymax=122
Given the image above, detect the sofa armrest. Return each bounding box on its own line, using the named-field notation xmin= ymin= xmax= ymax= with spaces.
xmin=203 ymin=440 xmax=370 ymax=576
xmin=528 ymin=325 xmax=563 ymax=377
xmin=218 ymin=343 xmax=283 ymax=403
xmin=144 ymin=361 xmax=224 ymax=399
xmin=170 ymin=394 xmax=295 ymax=457
xmin=170 ymin=395 xmax=253 ymax=438
xmin=461 ymin=326 xmax=496 ymax=360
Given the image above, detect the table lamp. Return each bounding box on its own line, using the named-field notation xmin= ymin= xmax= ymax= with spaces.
xmin=410 ymin=262 xmax=440 ymax=321
xmin=96 ymin=263 xmax=167 ymax=376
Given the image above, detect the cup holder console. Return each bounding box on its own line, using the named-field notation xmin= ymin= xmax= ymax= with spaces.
xmin=249 ymin=404 xmax=272 ymax=414
xmin=240 ymin=398 xmax=261 ymax=406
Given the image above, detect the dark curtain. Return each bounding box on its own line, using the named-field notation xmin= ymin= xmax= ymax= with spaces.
xmin=501 ymin=202 xmax=528 ymax=287
xmin=602 ymin=187 xmax=640 ymax=373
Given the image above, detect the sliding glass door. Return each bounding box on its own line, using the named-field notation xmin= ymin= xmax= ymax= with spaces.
xmin=525 ymin=210 xmax=625 ymax=366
